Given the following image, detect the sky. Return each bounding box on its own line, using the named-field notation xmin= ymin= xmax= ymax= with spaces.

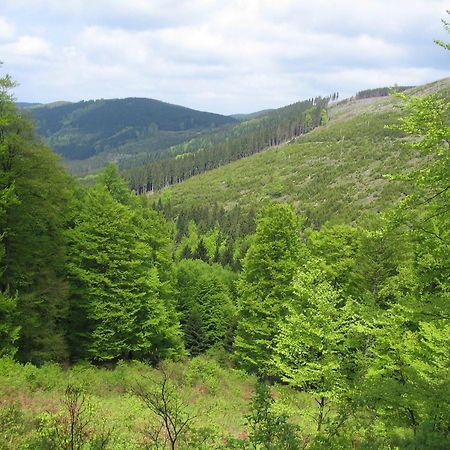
xmin=0 ymin=0 xmax=449 ymax=114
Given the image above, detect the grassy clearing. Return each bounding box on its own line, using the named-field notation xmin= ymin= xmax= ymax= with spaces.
xmin=2 ymin=353 xmax=345 ymax=448
xmin=0 ymin=355 xmax=259 ymax=448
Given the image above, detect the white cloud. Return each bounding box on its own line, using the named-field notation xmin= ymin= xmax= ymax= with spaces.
xmin=1 ymin=0 xmax=448 ymax=113
xmin=0 ymin=35 xmax=52 ymax=69
xmin=0 ymin=16 xmax=16 ymax=42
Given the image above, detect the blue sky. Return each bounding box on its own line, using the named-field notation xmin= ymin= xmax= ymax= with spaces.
xmin=1 ymin=0 xmax=449 ymax=114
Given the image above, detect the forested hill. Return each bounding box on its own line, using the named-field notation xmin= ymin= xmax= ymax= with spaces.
xmin=123 ymin=97 xmax=329 ymax=193
xmin=154 ymin=78 xmax=450 ymax=227
xmin=21 ymin=97 xmax=237 ymax=168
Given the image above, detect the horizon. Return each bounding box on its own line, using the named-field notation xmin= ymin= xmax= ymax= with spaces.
xmin=17 ymin=76 xmax=450 ymax=117
xmin=1 ymin=0 xmax=449 ymax=114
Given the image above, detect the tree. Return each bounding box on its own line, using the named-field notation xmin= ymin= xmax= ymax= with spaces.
xmin=67 ymin=182 xmax=184 ymax=362
xmin=306 ymin=224 xmax=362 ymax=295
xmin=0 ymin=77 xmax=20 ymax=355
xmin=245 ymin=382 xmax=301 ymax=449
xmin=234 ymin=203 xmax=304 ymax=376
xmin=0 ymin=292 xmax=19 ymax=357
xmin=192 ymin=238 xmax=208 ymax=262
xmin=133 ymin=366 xmax=198 ymax=450
xmin=174 ymin=259 xmax=235 ymax=355
xmin=97 ymin=162 xmax=137 ymax=207
xmin=0 ymin=66 xmax=74 ymax=363
xmin=273 ymin=262 xmax=346 ymax=433
xmin=359 ymin=35 xmax=450 ymax=441
xmin=359 ymin=260 xmax=450 ymax=444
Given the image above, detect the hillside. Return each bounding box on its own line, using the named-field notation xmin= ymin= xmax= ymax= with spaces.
xmin=22 ymin=97 xmax=237 ymax=173
xmin=124 ymin=97 xmax=328 ymax=192
xmin=155 ymin=78 xmax=450 ymax=227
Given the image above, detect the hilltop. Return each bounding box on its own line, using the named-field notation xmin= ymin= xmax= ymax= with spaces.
xmin=22 ymin=97 xmax=237 ymax=173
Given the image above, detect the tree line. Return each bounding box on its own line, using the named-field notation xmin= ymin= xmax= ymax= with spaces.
xmin=123 ymin=97 xmax=329 ymax=193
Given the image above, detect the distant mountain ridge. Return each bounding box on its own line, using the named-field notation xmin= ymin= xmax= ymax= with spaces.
xmin=19 ymin=82 xmax=437 ymax=180
xmin=22 ymin=97 xmax=237 ymax=167
xmin=16 ymin=102 xmax=43 ymax=108
xmin=230 ymin=109 xmax=275 ymax=120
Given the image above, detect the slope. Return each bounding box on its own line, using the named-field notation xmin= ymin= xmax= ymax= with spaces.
xmin=154 ymin=78 xmax=450 ymax=227
xmin=124 ymin=97 xmax=328 ymax=193
xmin=23 ymin=97 xmax=237 ymax=173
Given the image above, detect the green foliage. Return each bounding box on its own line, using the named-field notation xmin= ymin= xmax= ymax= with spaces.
xmin=245 ymin=382 xmax=302 ymax=450
xmin=0 ymin=402 xmax=25 ymax=450
xmin=67 ymin=171 xmax=184 ymax=362
xmin=306 ymin=224 xmax=362 ymax=294
xmin=25 ymin=97 xmax=236 ymax=173
xmin=168 ymin=203 xmax=256 ymax=271
xmin=153 ymin=88 xmax=431 ymax=226
xmin=24 ymin=386 xmax=112 ymax=450
xmin=0 ymin=292 xmax=20 ymax=357
xmin=273 ymin=262 xmax=346 ymax=432
xmin=175 ymin=259 xmax=235 ymax=355
xmin=124 ymin=98 xmax=328 ymax=193
xmin=184 ymin=355 xmax=222 ymax=394
xmin=1 ymin=42 xmax=449 ymax=450
xmin=234 ymin=203 xmax=304 ymax=376
xmin=347 ymin=79 xmax=450 ymax=446
xmin=0 ymin=67 xmax=74 ymax=363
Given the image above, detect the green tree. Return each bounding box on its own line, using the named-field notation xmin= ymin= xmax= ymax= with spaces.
xmin=360 ymin=261 xmax=450 ymax=443
xmin=234 ymin=203 xmax=304 ymax=376
xmin=0 ymin=73 xmax=20 ymax=356
xmin=0 ymin=292 xmax=19 ymax=357
xmin=273 ymin=262 xmax=346 ymax=432
xmin=306 ymin=224 xmax=362 ymax=295
xmin=97 ymin=162 xmax=137 ymax=207
xmin=359 ymin=46 xmax=450 ymax=443
xmin=68 ymin=183 xmax=183 ymax=362
xmin=175 ymin=259 xmax=235 ymax=355
xmin=245 ymin=382 xmax=301 ymax=449
xmin=0 ymin=67 xmax=74 ymax=363
xmin=193 ymin=238 xmax=208 ymax=262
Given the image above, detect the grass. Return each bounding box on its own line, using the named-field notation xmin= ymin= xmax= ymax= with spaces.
xmin=0 ymin=355 xmax=258 ymax=448
xmin=2 ymin=353 xmax=347 ymax=448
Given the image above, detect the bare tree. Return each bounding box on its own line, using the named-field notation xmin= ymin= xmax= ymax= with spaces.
xmin=42 ymin=384 xmax=112 ymax=450
xmin=133 ymin=366 xmax=198 ymax=450
xmin=63 ymin=385 xmax=90 ymax=450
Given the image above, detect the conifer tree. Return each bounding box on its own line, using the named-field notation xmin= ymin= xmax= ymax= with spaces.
xmin=175 ymin=259 xmax=235 ymax=355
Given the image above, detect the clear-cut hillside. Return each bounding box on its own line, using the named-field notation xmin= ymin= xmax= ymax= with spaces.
xmin=155 ymin=78 xmax=450 ymax=226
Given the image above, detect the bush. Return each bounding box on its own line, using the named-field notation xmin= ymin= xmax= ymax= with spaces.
xmin=0 ymin=402 xmax=25 ymax=449
xmin=185 ymin=356 xmax=222 ymax=394
xmin=245 ymin=383 xmax=303 ymax=450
